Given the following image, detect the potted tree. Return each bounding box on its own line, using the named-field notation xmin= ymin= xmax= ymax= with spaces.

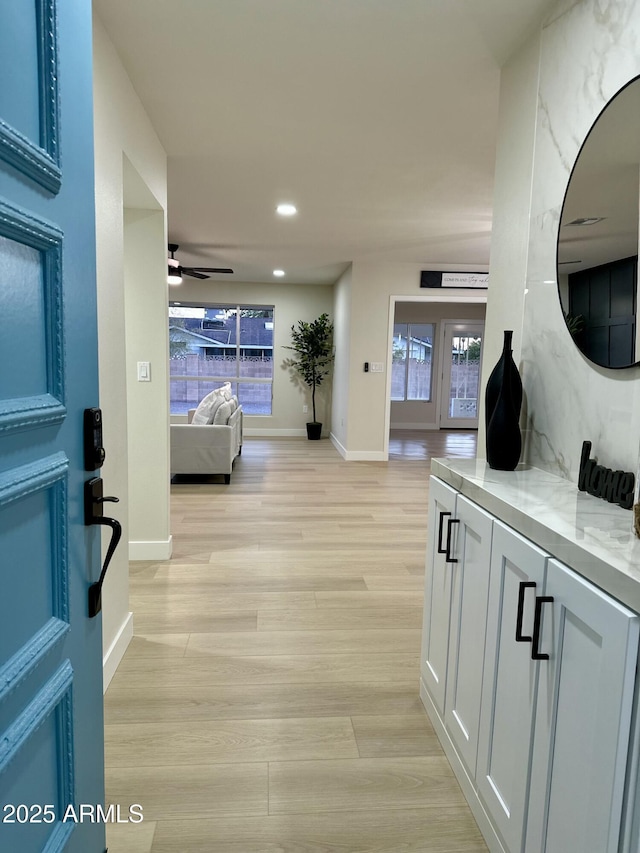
xmin=285 ymin=313 xmax=334 ymax=439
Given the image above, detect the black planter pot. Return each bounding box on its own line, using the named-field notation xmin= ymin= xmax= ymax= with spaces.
xmin=485 ymin=331 xmax=522 ymax=471
xmin=306 ymin=422 xmax=322 ymax=440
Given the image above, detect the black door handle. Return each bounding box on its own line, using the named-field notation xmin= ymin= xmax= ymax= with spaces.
xmin=532 ymin=596 xmax=554 ymax=660
xmin=445 ymin=518 xmax=460 ymax=563
xmin=437 ymin=511 xmax=451 ymax=553
xmin=85 ymin=477 xmax=122 ymax=617
xmin=515 ymin=581 xmax=536 ymax=642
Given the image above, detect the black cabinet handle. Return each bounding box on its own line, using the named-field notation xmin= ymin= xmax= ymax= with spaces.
xmin=532 ymin=596 xmax=554 ymax=660
xmin=445 ymin=518 xmax=460 ymax=563
xmin=437 ymin=511 xmax=451 ymax=553
xmin=515 ymin=581 xmax=536 ymax=642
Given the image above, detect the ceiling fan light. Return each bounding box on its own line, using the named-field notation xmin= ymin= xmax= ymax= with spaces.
xmin=168 ymin=264 xmax=183 ymax=285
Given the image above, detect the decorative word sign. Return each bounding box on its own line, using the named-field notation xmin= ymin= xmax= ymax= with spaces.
xmin=578 ymin=441 xmax=635 ymax=510
xmin=420 ymin=271 xmax=489 ymax=289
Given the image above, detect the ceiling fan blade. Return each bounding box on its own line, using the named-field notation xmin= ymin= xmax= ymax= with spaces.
xmin=188 ymin=266 xmax=234 ymax=274
xmin=182 ymin=269 xmax=209 ymax=280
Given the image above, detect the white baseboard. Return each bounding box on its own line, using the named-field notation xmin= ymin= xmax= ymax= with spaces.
xmin=391 ymin=422 xmax=439 ymax=430
xmin=329 ymin=433 xmax=387 ymax=462
xmin=128 ymin=536 xmax=173 ymax=561
xmin=243 ymin=428 xmax=307 ymax=437
xmin=103 ymin=612 xmax=133 ymax=692
xmin=345 ymin=449 xmax=388 ymax=461
xmin=330 ymin=432 xmax=348 ymax=459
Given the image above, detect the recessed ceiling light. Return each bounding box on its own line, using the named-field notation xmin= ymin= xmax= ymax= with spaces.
xmin=566 ymin=217 xmax=605 ymax=226
xmin=276 ymin=203 xmax=297 ymax=216
xmin=273 ymin=269 xmax=285 ymax=277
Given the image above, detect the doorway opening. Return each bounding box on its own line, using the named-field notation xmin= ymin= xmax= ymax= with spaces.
xmin=384 ymin=295 xmax=486 ymax=459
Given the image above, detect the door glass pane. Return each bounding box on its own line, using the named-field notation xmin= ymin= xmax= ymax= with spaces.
xmin=449 ymin=334 xmax=482 ymax=419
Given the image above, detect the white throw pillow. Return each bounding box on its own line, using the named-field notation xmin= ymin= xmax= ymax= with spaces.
xmin=228 ymin=397 xmax=237 ymax=414
xmin=191 ymin=390 xmax=223 ymax=425
xmin=213 ymin=400 xmax=232 ymax=425
xmin=216 ymin=382 xmax=232 ymax=401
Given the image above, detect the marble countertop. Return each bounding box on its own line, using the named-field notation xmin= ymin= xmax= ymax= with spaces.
xmin=431 ymin=457 xmax=640 ymax=613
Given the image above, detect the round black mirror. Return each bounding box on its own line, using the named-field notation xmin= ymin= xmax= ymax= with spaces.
xmin=558 ymin=77 xmax=640 ymax=368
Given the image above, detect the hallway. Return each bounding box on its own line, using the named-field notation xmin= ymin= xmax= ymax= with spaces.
xmin=104 ymin=435 xmax=485 ymax=852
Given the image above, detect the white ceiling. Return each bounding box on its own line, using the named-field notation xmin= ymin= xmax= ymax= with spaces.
xmin=94 ymin=0 xmax=554 ymax=286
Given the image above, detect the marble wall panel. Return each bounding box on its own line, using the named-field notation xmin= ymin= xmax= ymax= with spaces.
xmin=521 ymin=0 xmax=640 ymax=478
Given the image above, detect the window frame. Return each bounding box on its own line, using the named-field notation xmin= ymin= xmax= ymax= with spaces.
xmin=169 ymin=302 xmax=275 ymax=416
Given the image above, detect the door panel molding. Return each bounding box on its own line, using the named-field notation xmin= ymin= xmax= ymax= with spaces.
xmin=0 ymin=199 xmax=65 ymax=432
xmin=0 ymin=660 xmax=73 ymax=773
xmin=0 ymin=618 xmax=69 ymax=703
xmin=0 ymin=452 xmax=68 ymax=507
xmin=0 ymin=454 xmax=70 ymax=676
xmin=0 ymin=662 xmax=75 ymax=850
xmin=0 ymin=0 xmax=60 ymax=194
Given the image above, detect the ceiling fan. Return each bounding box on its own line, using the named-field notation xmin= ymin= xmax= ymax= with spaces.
xmin=167 ymin=243 xmax=233 ymax=282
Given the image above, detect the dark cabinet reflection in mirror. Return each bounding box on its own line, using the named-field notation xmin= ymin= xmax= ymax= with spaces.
xmin=557 ymin=76 xmax=640 ymax=368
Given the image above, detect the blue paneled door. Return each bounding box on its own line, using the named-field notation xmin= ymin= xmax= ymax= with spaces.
xmin=0 ymin=2 xmax=107 ymax=852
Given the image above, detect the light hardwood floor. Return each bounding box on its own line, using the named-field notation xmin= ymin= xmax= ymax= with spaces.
xmin=104 ymin=431 xmax=485 ymax=852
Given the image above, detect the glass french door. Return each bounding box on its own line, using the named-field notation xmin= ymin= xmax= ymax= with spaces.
xmin=439 ymin=323 xmax=484 ymax=429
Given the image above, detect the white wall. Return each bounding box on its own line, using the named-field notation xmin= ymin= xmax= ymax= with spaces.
xmin=488 ymin=0 xmax=640 ymax=480
xmin=330 ymin=265 xmax=352 ymax=454
xmin=392 ymin=301 xmax=486 ymax=429
xmin=480 ymin=30 xmax=541 ymax=456
xmin=93 ymin=16 xmax=168 ymax=687
xmin=124 ymin=206 xmax=171 ymax=560
xmin=339 ymin=261 xmax=488 ymax=459
xmin=169 ymin=278 xmax=334 ymax=435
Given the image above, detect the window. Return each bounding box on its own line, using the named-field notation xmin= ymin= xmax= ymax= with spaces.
xmin=169 ymin=305 xmax=274 ymax=415
xmin=391 ymin=323 xmax=434 ymax=401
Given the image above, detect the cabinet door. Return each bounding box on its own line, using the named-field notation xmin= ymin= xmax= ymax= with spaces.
xmin=477 ymin=521 xmax=547 ymax=853
xmin=526 ymin=559 xmax=639 ymax=853
xmin=421 ymin=476 xmax=457 ymax=715
xmin=443 ymin=495 xmax=493 ymax=775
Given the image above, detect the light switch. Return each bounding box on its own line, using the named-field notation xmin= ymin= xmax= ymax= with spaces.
xmin=370 ymin=362 xmax=384 ymax=373
xmin=137 ymin=361 xmax=151 ymax=381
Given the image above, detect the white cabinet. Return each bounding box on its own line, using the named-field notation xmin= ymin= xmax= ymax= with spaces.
xmin=421 ymin=477 xmax=456 ymax=714
xmin=443 ymin=494 xmax=493 ymax=775
xmin=476 ymin=520 xmax=548 ymax=853
xmin=420 ymin=477 xmax=493 ymax=776
xmin=525 ymin=559 xmax=638 ymax=853
xmin=421 ymin=477 xmax=640 ymax=853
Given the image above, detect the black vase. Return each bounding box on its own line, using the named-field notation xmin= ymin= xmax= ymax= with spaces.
xmin=485 ymin=331 xmax=522 ymax=471
xmin=484 ymin=330 xmax=522 ymax=432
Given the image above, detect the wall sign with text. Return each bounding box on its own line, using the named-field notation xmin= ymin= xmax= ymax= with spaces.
xmin=420 ymin=271 xmax=489 ymax=289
